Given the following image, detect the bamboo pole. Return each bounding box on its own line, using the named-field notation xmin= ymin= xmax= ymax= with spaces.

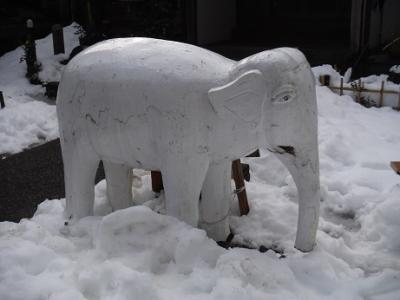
xmin=327 ymin=79 xmax=400 ymax=110
xmin=356 ymin=79 xmax=362 ymax=103
xmin=330 ymin=86 xmax=399 ymax=94
xmin=379 ymin=81 xmax=385 ymax=107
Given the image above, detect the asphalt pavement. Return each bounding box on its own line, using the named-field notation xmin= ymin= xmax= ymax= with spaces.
xmin=0 ymin=139 xmax=104 ymax=222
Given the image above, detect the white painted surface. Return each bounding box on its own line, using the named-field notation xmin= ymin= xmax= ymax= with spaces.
xmin=57 ymin=38 xmax=320 ymax=251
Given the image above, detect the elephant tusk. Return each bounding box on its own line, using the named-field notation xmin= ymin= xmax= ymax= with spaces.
xmin=266 ymin=146 xmax=296 ymax=157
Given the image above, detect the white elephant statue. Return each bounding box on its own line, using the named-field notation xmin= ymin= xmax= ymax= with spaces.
xmin=57 ymin=38 xmax=320 ymax=252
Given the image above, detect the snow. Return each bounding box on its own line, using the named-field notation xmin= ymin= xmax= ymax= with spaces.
xmin=312 ymin=65 xmax=400 ymax=108
xmin=1 ymin=86 xmax=400 ymax=299
xmin=390 ymin=65 xmax=400 ymax=74
xmin=0 ymin=23 xmax=80 ymax=155
xmin=1 ymin=24 xmax=400 ymax=299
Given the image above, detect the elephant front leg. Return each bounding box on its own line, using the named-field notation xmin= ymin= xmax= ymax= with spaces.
xmin=161 ymin=155 xmax=209 ymax=228
xmin=199 ymin=160 xmax=231 ymax=241
xmin=62 ymin=142 xmax=100 ymax=221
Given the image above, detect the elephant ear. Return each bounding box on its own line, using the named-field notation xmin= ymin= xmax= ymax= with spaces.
xmin=208 ymin=70 xmax=265 ymax=126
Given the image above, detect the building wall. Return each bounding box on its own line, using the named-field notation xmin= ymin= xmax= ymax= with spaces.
xmin=367 ymin=0 xmax=400 ymax=50
xmin=368 ymin=2 xmax=381 ymax=49
xmin=354 ymin=0 xmax=400 ymax=52
xmin=381 ymin=0 xmax=400 ymax=46
xmin=196 ymin=0 xmax=236 ymax=45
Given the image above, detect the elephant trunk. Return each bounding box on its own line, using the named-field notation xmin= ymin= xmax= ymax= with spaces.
xmin=271 ymin=141 xmax=320 ymax=252
xmin=291 ymin=148 xmax=320 ymax=252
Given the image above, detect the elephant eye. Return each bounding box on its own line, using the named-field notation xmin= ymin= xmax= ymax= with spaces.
xmin=272 ymin=85 xmax=296 ymax=104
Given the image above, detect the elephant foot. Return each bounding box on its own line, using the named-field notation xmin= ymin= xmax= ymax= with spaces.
xmin=200 ymin=216 xmax=231 ymax=242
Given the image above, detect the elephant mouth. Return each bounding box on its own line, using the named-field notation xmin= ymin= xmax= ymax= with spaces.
xmin=267 ymin=145 xmax=296 ymax=157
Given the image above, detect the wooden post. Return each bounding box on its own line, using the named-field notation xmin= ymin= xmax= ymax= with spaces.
xmin=340 ymin=77 xmax=343 ymax=96
xmin=232 ymin=159 xmax=249 ymax=215
xmin=0 ymin=91 xmax=4 ymax=109
xmin=25 ymin=19 xmax=38 ymax=78
xmin=319 ymin=75 xmax=330 ymax=86
xmin=52 ymin=24 xmax=65 ymax=55
xmin=151 ymin=171 xmax=164 ymax=193
xmin=379 ymin=81 xmax=385 ymax=107
xmin=390 ymin=161 xmax=400 ymax=175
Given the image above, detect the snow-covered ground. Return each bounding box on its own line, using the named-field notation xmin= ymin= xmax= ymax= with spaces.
xmin=1 ymin=24 xmax=400 ymax=300
xmin=0 ymin=23 xmax=79 ymax=155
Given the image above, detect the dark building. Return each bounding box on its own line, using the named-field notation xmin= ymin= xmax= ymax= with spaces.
xmin=1 ymin=0 xmax=399 ymax=73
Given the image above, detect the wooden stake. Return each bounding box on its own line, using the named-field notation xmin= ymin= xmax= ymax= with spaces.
xmin=340 ymin=77 xmax=343 ymax=96
xmin=0 ymin=91 xmax=4 ymax=109
xmin=151 ymin=171 xmax=163 ymax=193
xmin=379 ymin=81 xmax=385 ymax=107
xmin=232 ymin=159 xmax=249 ymax=215
xmin=390 ymin=161 xmax=400 ymax=175
xmin=398 ymin=87 xmax=400 ymax=110
xmin=52 ymin=24 xmax=65 ymax=55
xmin=319 ymin=75 xmax=330 ymax=87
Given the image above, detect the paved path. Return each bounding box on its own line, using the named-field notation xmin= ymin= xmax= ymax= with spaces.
xmin=0 ymin=139 xmax=104 ymax=222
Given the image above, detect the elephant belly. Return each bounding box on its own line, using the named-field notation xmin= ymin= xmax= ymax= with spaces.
xmin=84 ymin=108 xmax=158 ymax=170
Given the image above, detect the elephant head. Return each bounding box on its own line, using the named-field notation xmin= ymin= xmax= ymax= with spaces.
xmin=209 ymin=48 xmax=320 ymax=252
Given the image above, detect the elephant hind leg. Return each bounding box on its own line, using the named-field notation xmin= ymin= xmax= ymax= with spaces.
xmin=62 ymin=143 xmax=100 ymax=221
xmin=103 ymin=161 xmax=133 ymax=211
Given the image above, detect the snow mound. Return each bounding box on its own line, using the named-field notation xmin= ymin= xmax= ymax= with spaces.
xmin=96 ymin=206 xmax=224 ymax=274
